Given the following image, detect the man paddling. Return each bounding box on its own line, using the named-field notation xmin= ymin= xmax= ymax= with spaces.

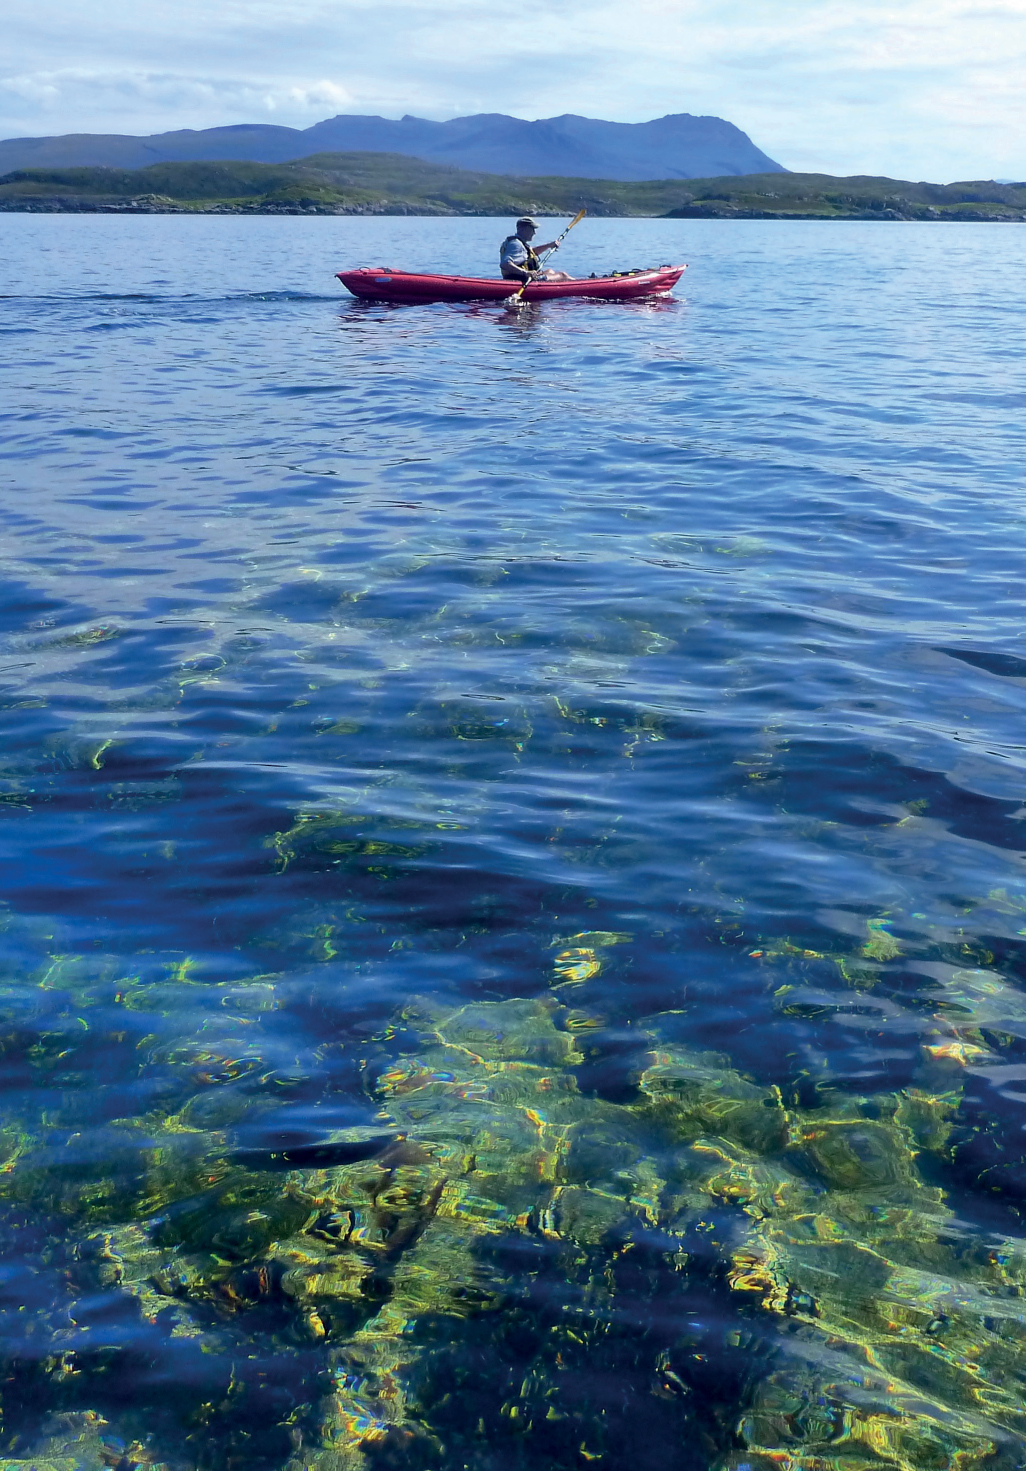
xmin=499 ymin=217 xmax=573 ymax=283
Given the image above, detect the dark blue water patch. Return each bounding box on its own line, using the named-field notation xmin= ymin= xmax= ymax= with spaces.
xmin=241 ymin=292 xmax=342 ymax=302
xmin=0 ymin=578 xmax=76 ymax=636
xmin=178 ymin=576 xmax=242 ymax=593
xmin=84 ymin=320 xmax=151 ymax=332
xmin=261 ymin=382 xmax=356 ymax=396
xmin=1 ymin=291 xmax=341 ymax=305
xmin=937 ymin=645 xmax=1026 ymax=678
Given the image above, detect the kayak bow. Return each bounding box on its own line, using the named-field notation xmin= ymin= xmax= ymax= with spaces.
xmin=336 ymin=265 xmax=686 ymax=304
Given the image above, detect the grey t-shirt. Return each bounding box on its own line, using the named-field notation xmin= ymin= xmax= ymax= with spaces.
xmin=499 ymin=235 xmax=531 ymax=275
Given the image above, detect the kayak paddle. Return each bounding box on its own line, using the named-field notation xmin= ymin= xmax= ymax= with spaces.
xmin=506 ymin=208 xmax=587 ymax=309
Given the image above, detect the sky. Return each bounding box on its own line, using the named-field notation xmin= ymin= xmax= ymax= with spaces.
xmin=2 ymin=0 xmax=1024 ymax=181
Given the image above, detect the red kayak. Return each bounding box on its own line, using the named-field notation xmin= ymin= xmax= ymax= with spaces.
xmin=336 ymin=264 xmax=686 ymax=304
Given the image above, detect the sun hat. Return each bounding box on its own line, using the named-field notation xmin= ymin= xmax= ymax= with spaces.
xmin=516 ymin=216 xmax=539 ymax=228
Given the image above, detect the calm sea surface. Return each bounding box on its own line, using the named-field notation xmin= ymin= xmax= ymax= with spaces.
xmin=1 ymin=215 xmax=1026 ymax=1470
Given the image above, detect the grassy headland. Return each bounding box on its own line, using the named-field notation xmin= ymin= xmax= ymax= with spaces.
xmin=1 ymin=151 xmax=1024 ymax=220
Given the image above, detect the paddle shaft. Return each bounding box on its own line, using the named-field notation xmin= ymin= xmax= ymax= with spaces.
xmin=508 ymin=208 xmax=587 ymax=306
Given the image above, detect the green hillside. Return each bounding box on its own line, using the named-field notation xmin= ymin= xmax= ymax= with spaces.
xmin=1 ymin=151 xmax=1024 ymax=219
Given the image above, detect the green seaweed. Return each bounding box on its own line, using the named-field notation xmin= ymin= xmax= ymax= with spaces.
xmin=3 ymin=984 xmax=1026 ymax=1470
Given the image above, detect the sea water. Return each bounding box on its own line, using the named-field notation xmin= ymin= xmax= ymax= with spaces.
xmin=1 ymin=214 xmax=1025 ymax=1468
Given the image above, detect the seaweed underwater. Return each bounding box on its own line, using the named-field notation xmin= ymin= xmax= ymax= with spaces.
xmin=5 ymin=608 xmax=1026 ymax=1471
xmin=2 ymin=945 xmax=1026 ymax=1471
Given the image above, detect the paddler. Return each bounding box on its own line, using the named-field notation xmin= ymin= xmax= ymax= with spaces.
xmin=499 ymin=217 xmax=573 ymax=283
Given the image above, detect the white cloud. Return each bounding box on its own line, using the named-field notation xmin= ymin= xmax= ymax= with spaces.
xmin=1 ymin=0 xmax=1024 ymax=180
xmin=0 ymin=69 xmax=358 ymax=131
xmin=284 ymin=81 xmax=353 ymax=111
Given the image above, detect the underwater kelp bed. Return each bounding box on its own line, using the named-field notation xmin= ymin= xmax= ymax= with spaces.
xmin=5 ymin=569 xmax=1026 ymax=1471
xmin=6 ymin=598 xmax=1026 ymax=1470
xmin=3 ymin=918 xmax=1026 ymax=1471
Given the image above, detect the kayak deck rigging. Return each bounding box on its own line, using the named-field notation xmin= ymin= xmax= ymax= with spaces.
xmin=336 ymin=264 xmax=686 ymax=303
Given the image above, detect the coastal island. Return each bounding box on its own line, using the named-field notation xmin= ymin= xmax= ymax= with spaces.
xmin=2 ymin=152 xmax=1024 ymax=220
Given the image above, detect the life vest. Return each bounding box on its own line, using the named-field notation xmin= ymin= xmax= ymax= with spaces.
xmin=503 ymin=236 xmax=540 ymax=272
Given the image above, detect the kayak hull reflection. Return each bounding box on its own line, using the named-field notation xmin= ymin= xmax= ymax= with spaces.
xmin=336 ymin=265 xmax=686 ymax=303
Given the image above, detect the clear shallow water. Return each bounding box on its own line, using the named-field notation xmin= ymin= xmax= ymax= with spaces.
xmin=1 ymin=215 xmax=1026 ymax=1469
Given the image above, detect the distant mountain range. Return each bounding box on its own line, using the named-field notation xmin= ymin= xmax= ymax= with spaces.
xmin=0 ymin=112 xmax=786 ymax=181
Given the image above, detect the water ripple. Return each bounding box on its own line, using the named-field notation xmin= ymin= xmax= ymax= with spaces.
xmin=1 ymin=214 xmax=1025 ymax=1468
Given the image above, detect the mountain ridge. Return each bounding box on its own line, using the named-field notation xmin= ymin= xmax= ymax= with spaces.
xmin=0 ymin=111 xmax=786 ymax=181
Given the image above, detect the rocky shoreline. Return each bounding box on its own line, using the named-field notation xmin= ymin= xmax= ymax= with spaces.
xmin=3 ymin=157 xmax=1024 ymax=221
xmin=4 ymin=196 xmax=1025 ymax=220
